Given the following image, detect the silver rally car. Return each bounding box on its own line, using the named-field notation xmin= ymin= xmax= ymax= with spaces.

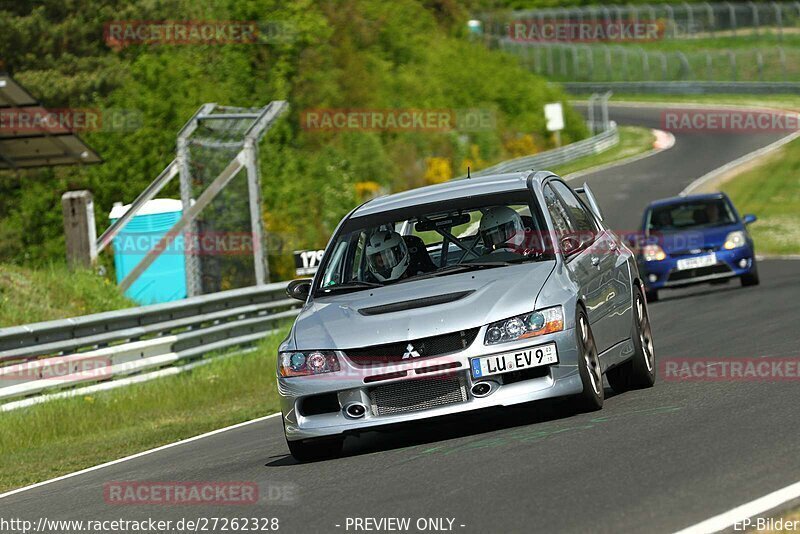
xmin=278 ymin=170 xmax=655 ymax=461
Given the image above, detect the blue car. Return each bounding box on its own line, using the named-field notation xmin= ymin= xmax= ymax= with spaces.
xmin=637 ymin=192 xmax=759 ymax=302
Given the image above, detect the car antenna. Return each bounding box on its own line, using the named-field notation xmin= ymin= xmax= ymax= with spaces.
xmin=467 ymin=166 xmax=471 ymax=178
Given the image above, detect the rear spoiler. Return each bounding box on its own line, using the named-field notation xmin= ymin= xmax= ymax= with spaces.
xmin=574 ymin=182 xmax=604 ymax=222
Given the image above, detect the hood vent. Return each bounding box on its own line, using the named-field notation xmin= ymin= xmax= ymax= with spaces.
xmin=358 ymin=290 xmax=474 ymax=316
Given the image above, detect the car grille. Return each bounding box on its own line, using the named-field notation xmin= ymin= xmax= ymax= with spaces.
xmin=670 ymin=246 xmax=717 ymax=258
xmin=344 ymin=328 xmax=479 ymax=367
xmin=368 ymin=373 xmax=468 ymax=416
xmin=667 ymin=263 xmax=732 ymax=282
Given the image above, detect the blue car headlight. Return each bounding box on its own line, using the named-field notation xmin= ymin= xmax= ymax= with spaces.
xmin=484 ymin=306 xmax=564 ymax=345
xmin=724 ymin=231 xmax=746 ymax=250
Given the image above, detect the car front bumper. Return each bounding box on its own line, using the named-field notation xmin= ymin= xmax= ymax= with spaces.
xmin=640 ymin=246 xmax=755 ymax=290
xmin=278 ymin=328 xmax=583 ymax=441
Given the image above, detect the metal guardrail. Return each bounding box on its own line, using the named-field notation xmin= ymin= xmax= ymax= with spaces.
xmin=0 ymin=283 xmax=300 ymax=409
xmin=561 ymin=81 xmax=800 ymax=94
xmin=472 ymin=122 xmax=619 ymax=177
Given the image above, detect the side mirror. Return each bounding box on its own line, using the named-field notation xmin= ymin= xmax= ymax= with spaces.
xmin=286 ymin=279 xmax=312 ymax=301
xmin=743 ymin=214 xmax=757 ymax=225
xmin=560 ymin=235 xmax=581 ymax=256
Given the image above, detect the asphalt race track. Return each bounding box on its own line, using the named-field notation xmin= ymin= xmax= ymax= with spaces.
xmin=2 ymin=104 xmax=799 ymax=534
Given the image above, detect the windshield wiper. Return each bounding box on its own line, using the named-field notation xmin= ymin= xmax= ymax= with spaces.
xmin=400 ymin=261 xmax=509 ymax=283
xmin=318 ymin=280 xmax=383 ymax=294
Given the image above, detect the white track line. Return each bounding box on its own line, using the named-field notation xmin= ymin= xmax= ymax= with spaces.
xmin=0 ymin=412 xmax=280 ymax=501
xmin=673 ymin=480 xmax=800 ymax=534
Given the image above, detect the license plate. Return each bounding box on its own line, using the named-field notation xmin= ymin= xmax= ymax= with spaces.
xmin=471 ymin=343 xmax=558 ymax=379
xmin=676 ymin=253 xmax=716 ymax=271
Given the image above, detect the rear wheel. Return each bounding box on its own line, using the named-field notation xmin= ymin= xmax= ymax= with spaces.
xmin=573 ymin=309 xmax=603 ymax=411
xmin=286 ymin=435 xmax=344 ymax=462
xmin=607 ymin=286 xmax=656 ymax=393
xmin=741 ymin=259 xmax=760 ymax=287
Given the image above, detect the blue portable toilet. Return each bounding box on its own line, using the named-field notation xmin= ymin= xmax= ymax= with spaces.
xmin=109 ymin=198 xmax=187 ymax=304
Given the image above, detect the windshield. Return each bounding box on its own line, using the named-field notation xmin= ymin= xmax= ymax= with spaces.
xmin=646 ymin=198 xmax=737 ymax=233
xmin=315 ymin=190 xmax=552 ymax=295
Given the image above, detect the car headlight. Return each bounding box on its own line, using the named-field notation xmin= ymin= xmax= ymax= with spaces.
xmin=484 ymin=306 xmax=564 ymax=345
xmin=279 ymin=351 xmax=340 ymax=377
xmin=724 ymin=231 xmax=746 ymax=250
xmin=642 ymin=244 xmax=667 ymax=262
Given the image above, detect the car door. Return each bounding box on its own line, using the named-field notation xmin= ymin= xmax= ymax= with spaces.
xmin=542 ymin=183 xmax=612 ymax=353
xmin=550 ymin=180 xmax=633 ymax=351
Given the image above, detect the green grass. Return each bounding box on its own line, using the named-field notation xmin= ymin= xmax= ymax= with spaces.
xmin=0 ymin=327 xmax=288 ymax=492
xmin=0 ymin=263 xmax=134 ymax=327
xmin=553 ymin=126 xmax=655 ymax=176
xmin=721 ymin=137 xmax=800 ymax=256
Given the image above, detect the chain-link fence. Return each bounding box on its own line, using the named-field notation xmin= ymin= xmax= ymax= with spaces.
xmin=479 ymin=2 xmax=800 ymax=84
xmin=498 ymin=41 xmax=800 ymax=82
xmin=484 ymin=2 xmax=800 ymax=41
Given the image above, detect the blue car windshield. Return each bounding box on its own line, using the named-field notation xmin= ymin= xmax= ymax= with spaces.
xmin=647 ymin=199 xmax=737 ymax=233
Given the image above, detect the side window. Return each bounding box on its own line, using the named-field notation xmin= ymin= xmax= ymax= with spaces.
xmin=550 ymin=181 xmax=597 ymax=233
xmin=543 ymin=184 xmax=574 ymax=236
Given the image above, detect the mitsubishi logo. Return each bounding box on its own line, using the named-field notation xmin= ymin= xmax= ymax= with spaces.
xmin=402 ymin=343 xmax=421 ymax=359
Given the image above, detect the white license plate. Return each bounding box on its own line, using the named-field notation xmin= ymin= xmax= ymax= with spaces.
xmin=471 ymin=343 xmax=558 ymax=379
xmin=676 ymin=253 xmax=716 ymax=271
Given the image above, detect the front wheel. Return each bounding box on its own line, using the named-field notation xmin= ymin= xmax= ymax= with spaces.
xmin=286 ymin=435 xmax=344 ymax=463
xmin=607 ymin=286 xmax=656 ymax=393
xmin=573 ymin=309 xmax=603 ymax=412
xmin=741 ymin=259 xmax=760 ymax=287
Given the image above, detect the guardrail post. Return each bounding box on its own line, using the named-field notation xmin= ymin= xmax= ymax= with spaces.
xmin=749 ymin=1 xmax=760 ymax=36
xmin=683 ymin=2 xmax=695 ymax=37
xmin=704 ymin=2 xmax=715 ymax=36
xmin=61 ymin=190 xmax=97 ymax=269
xmin=640 ymin=48 xmax=650 ymax=81
xmin=756 ymin=50 xmax=764 ymax=81
xmin=587 ymin=93 xmax=597 ymax=135
xmin=726 ymin=2 xmax=737 ymax=36
xmin=778 ymin=46 xmax=787 ymax=81
xmin=774 ymin=2 xmax=783 ymax=40
xmin=600 ymin=92 xmax=612 ymax=132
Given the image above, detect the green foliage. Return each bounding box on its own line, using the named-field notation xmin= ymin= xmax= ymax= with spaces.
xmin=0 ymin=0 xmax=585 ymax=279
xmin=0 ymin=263 xmax=134 ymax=326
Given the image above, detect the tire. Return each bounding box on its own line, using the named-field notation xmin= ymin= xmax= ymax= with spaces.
xmin=645 ymin=288 xmax=658 ymax=302
xmin=741 ymin=259 xmax=760 ymax=287
xmin=607 ymin=286 xmax=656 ymax=393
xmin=286 ymin=435 xmax=344 ymax=462
xmin=573 ymin=308 xmax=604 ymax=412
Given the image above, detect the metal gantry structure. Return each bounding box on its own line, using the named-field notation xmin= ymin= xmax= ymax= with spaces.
xmin=96 ymin=101 xmax=288 ymax=296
